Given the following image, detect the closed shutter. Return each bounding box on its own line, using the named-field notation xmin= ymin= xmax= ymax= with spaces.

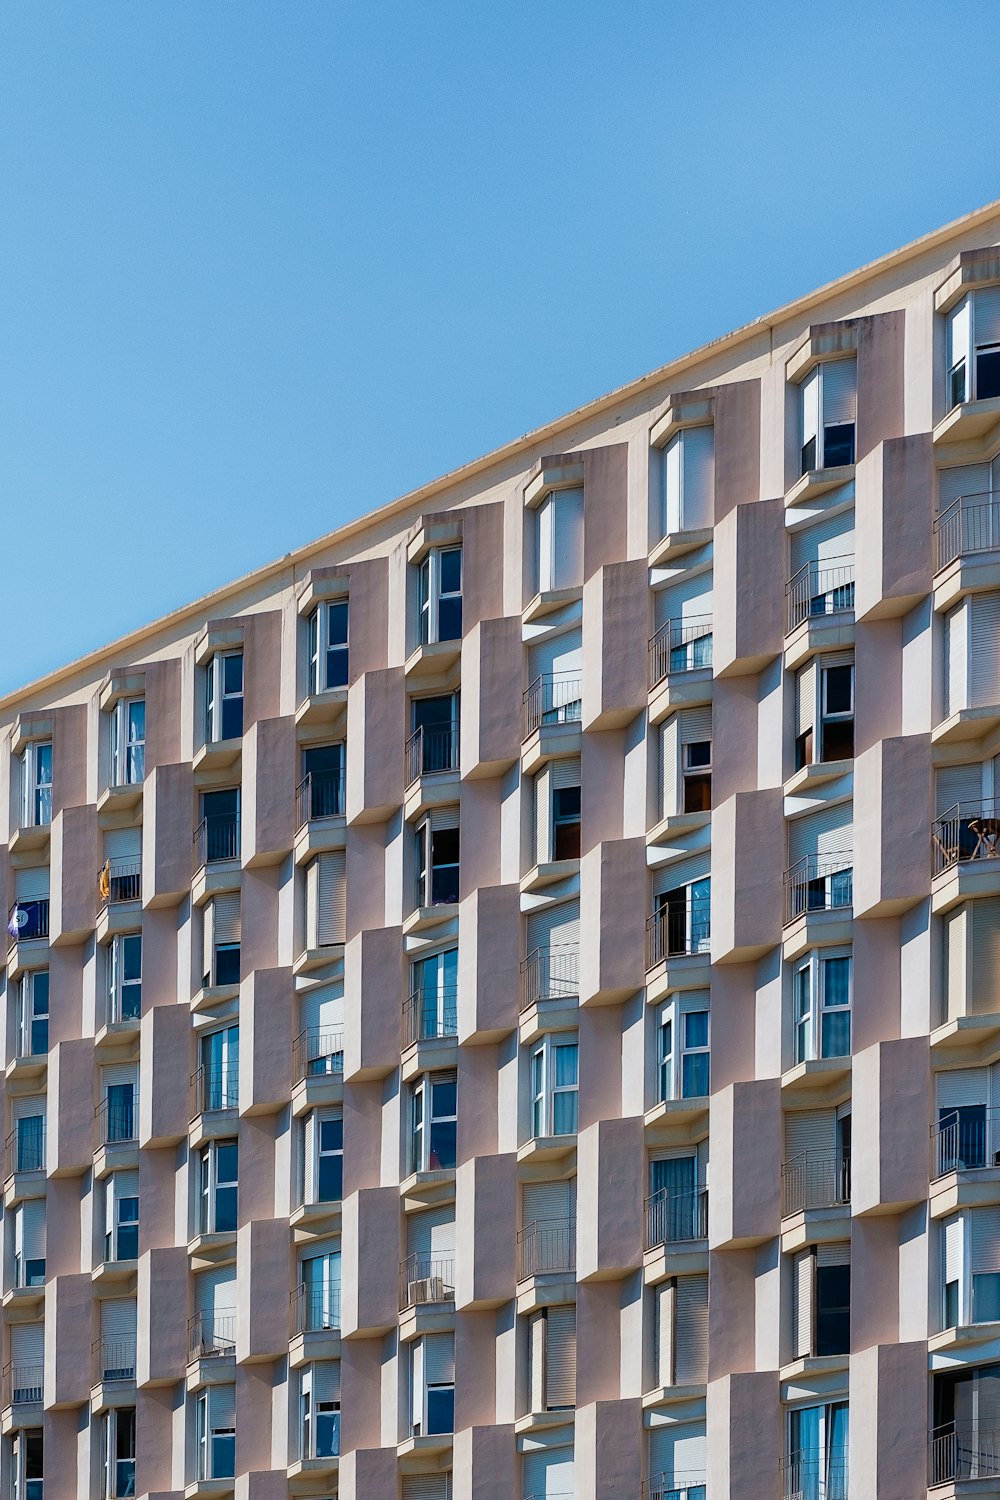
xmin=528 ymin=1310 xmax=546 ymax=1412
xmin=213 ymin=893 xmax=241 ymax=944
xmin=822 ymin=358 xmax=857 ymax=424
xmin=115 ymin=1169 xmax=139 ymax=1199
xmin=654 ymin=1280 xmax=674 ymax=1387
xmin=526 ymin=900 xmax=579 ymax=955
xmin=551 ymin=756 xmax=580 ymax=790
xmin=202 ymin=901 xmax=214 ymax=985
xmin=522 ymin=1448 xmax=573 ymax=1499
xmin=816 ymin=1242 xmax=850 ymax=1267
xmin=20 ymin=1201 xmax=45 ymax=1262
xmin=795 ymin=662 xmax=817 ymax=738
xmin=11 ymin=1324 xmax=44 ymax=1364
xmin=659 ymin=717 xmax=678 ymax=821
xmin=785 ymin=1109 xmax=837 ymax=1161
xmin=651 ymin=851 xmax=711 ymax=898
xmin=950 ymin=299 xmax=971 ymax=398
xmin=101 ymin=1299 xmax=137 ymax=1340
xmin=937 ymin=765 xmax=982 ymax=813
xmin=939 ymin=464 xmax=992 ymax=511
xmin=681 ymin=426 xmax=715 ymax=532
xmin=424 ymin=1332 xmax=454 ymax=1385
xmin=937 ymin=1069 xmax=989 ymax=1108
xmin=673 ymin=1274 xmax=708 ymax=1384
xmin=786 ymin=803 xmax=852 ymax=866
xmin=544 ymin=1306 xmax=576 ymax=1409
xmin=975 ymin=289 xmax=1000 ymax=349
xmin=533 ymin=766 xmax=551 ymax=865
xmin=300 ymin=984 xmax=344 ymax=1035
xmin=11 ymin=1096 xmax=45 ymax=1123
xmin=944 ymin=1215 xmax=964 ymax=1285
xmin=944 ymin=908 xmax=967 ymax=1021
xmin=314 ymin=1360 xmax=340 ymax=1402
xmin=303 ymin=1112 xmax=316 ymax=1199
xmin=408 ymin=1206 xmax=456 ymax=1259
xmin=973 ymin=1208 xmax=1000 ymax=1272
xmin=971 ymin=900 xmax=1000 ymax=1014
xmin=15 ymin=868 xmax=48 ymax=899
xmin=105 ymin=828 xmax=141 ymax=858
xmin=790 ymin=508 xmax=855 ymax=573
xmin=945 ymin=603 xmax=968 ymax=716
xmin=196 ymin=1268 xmax=236 ymax=1317
xmin=552 ymin=489 xmax=584 ymax=591
xmin=679 ymin=706 xmax=712 ymax=744
xmin=793 ymin=1249 xmax=814 ymax=1358
xmin=402 ymin=1478 xmax=452 ymax=1500
xmin=210 ymin=1383 xmax=236 ymax=1430
xmin=316 ymin=852 xmax=346 ymax=946
xmin=662 ymin=570 xmax=713 ymax=624
xmin=530 ymin=629 xmax=582 ymax=683
xmin=522 ymin=1179 xmax=575 ymax=1225
xmin=970 ymin=595 xmax=1000 ymax=707
xmin=649 ymin=1422 xmax=706 ymax=1486
xmin=103 ymin=1062 xmax=138 ymax=1094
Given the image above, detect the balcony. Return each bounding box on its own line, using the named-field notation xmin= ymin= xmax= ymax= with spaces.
xmin=522 ymin=673 xmax=582 ymax=741
xmin=95 ymin=1094 xmax=138 ymax=1147
xmin=398 ymin=1253 xmax=456 ymax=1310
xmin=92 ymin=1336 xmax=137 ymax=1385
xmin=6 ymin=899 xmax=49 ymax=951
xmin=190 ymin=1064 xmax=239 ymax=1120
xmin=97 ymin=858 xmax=141 ymax=908
xmin=644 ymin=1186 xmax=708 ymax=1249
xmin=643 ymin=1477 xmax=707 ymax=1500
xmin=291 ymin=1278 xmax=341 ymax=1335
xmin=780 ymin=1451 xmax=847 ymax=1500
xmin=405 ymin=724 xmax=460 ymax=790
xmin=193 ymin=812 xmax=241 ymax=868
xmin=786 ymin=558 xmax=855 ymax=635
xmin=292 ymin=1028 xmax=344 ymax=1086
xmin=2 ymin=1361 xmax=42 ymax=1408
xmin=931 ymin=1108 xmax=1000 ymax=1180
xmin=517 ymin=1216 xmax=576 ymax=1280
xmin=187 ymin=1308 xmax=236 ymax=1360
xmin=519 ymin=944 xmax=580 ymax=1012
xmin=645 ymin=899 xmax=711 ymax=970
xmin=3 ymin=1121 xmax=46 ymax=1181
xmin=403 ymin=988 xmax=458 ymax=1047
xmin=781 ymin=1151 xmax=851 ymax=1217
xmin=935 ymin=490 xmax=1000 ymax=573
xmin=783 ymin=854 xmax=853 ymax=927
xmin=930 ymin=1421 xmax=1000 ymax=1485
xmin=648 ymin=615 xmax=713 ymax=691
xmin=296 ymin=768 xmax=345 ymax=828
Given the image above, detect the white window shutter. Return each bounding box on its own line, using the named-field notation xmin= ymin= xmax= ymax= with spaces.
xmin=795 ymin=663 xmax=817 ymax=739
xmin=654 ymin=1279 xmax=675 ymax=1387
xmin=784 ymin=1108 xmax=837 ymax=1161
xmin=543 ymin=1305 xmax=576 ymax=1409
xmin=659 ymin=717 xmax=679 ymax=821
xmin=944 ymin=602 xmax=968 ymax=716
xmin=528 ymin=1309 xmax=546 ymax=1412
xmin=681 ymin=426 xmax=715 ymax=531
xmin=821 ymin=358 xmax=858 ymax=425
xmin=944 ymin=907 xmax=967 ymax=1023
xmin=937 ymin=1068 xmax=988 ymax=1109
xmin=800 ymin=367 xmax=820 ymax=458
xmin=936 ymin=765 xmax=982 ymax=814
xmin=551 ymin=488 xmax=584 ymax=590
xmin=673 ymin=1273 xmax=708 ymax=1384
xmin=316 ymin=852 xmax=346 ymax=946
xmin=533 ymin=765 xmax=551 ymax=865
xmin=663 ymin=434 xmax=683 ymax=534
xmin=972 ymin=1207 xmax=1000 ymax=1273
xmin=970 ymin=899 xmax=1000 ymax=1015
xmin=949 ymin=298 xmax=971 ymax=401
xmin=974 ymin=288 xmax=1000 ymax=349
xmin=793 ymin=1249 xmax=814 ymax=1359
xmin=970 ymin=594 xmax=1000 ymax=707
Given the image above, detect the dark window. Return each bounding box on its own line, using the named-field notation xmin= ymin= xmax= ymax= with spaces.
xmin=221 ymin=653 xmax=244 ymax=740
xmin=429 ymin=1077 xmax=457 ymax=1169
xmin=116 ymin=1199 xmax=139 ymax=1261
xmin=978 ymin=348 xmax=1000 ymax=402
xmin=325 ymin=601 xmax=349 ymax=689
xmin=303 ymin=743 xmax=344 ymax=819
xmin=552 ymin=785 xmax=581 ymax=860
xmin=974 ymin=1271 xmax=1000 ymax=1324
xmin=800 ymin=435 xmax=817 ymax=476
xmin=426 ymin=1385 xmax=455 ymax=1435
xmin=683 ymin=741 xmax=712 ymax=813
xmin=938 ymin=1105 xmax=988 ymax=1170
xmin=815 ymin=1263 xmax=851 ymax=1355
xmin=437 ymin=548 xmax=463 ymax=641
xmin=318 ymin=1117 xmax=344 ymax=1201
xmin=823 ymin=423 xmax=855 ymax=468
xmin=215 ymin=1141 xmax=238 ymax=1232
xmin=215 ymin=943 xmax=241 ymax=988
xmin=430 ymin=827 xmax=460 ymax=905
xmin=202 ymin=788 xmax=240 ymax=861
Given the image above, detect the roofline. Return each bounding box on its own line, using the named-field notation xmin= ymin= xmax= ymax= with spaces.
xmin=5 ymin=194 xmax=1000 ymax=716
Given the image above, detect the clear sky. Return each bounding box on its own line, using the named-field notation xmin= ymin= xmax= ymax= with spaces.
xmin=2 ymin=0 xmax=998 ymax=696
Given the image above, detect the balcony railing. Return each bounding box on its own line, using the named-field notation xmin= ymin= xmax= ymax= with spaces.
xmin=935 ymin=491 xmax=1000 ymax=572
xmin=932 ymin=1107 xmax=1000 ymax=1178
xmin=4 ymin=1121 xmax=46 ymax=1178
xmin=95 ymin=1094 xmax=138 ymax=1146
xmin=405 ymin=723 xmax=460 ymax=787
xmin=190 ymin=1064 xmax=239 ymax=1117
xmin=782 ymin=1151 xmax=851 ymax=1216
xmin=291 ymin=1278 xmax=342 ymax=1335
xmin=519 ymin=943 xmax=580 ymax=1010
xmin=3 ymin=1361 xmax=42 ymax=1407
xmin=403 ymin=988 xmax=458 ymax=1046
xmin=194 ymin=812 xmax=241 ymax=865
xmin=399 ymin=1253 xmax=456 ymax=1309
xmin=648 ymin=615 xmax=714 ymax=689
xmin=292 ymin=1027 xmax=344 ymax=1084
xmin=783 ymin=853 xmax=853 ymax=924
xmin=98 ymin=857 xmax=141 ymax=906
xmin=187 ymin=1308 xmax=236 ymax=1359
xmin=6 ymin=898 xmax=49 ymax=948
xmin=517 ymin=1217 xmax=576 ymax=1279
xmin=92 ymin=1336 xmax=137 ymax=1384
xmin=786 ymin=557 xmax=855 ymax=634
xmin=933 ymin=798 xmax=1000 ymax=874
xmin=780 ymin=1451 xmax=848 ymax=1500
xmin=930 ymin=1422 xmax=1000 ymax=1484
xmin=644 ymin=1186 xmax=708 ymax=1248
xmin=522 ymin=673 xmax=582 ymax=739
xmin=643 ymin=1476 xmax=707 ymax=1500
xmin=645 ymin=900 xmax=711 ymax=968
xmin=296 ymin=768 xmax=345 ymax=827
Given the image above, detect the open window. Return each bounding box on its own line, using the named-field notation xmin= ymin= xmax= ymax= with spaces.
xmin=795 ymin=656 xmax=854 ymax=769
xmin=947 ymin=289 xmax=1000 ymax=409
xmin=418 ymin=547 xmax=462 ymax=644
xmin=792 ymin=949 xmax=852 ymax=1063
xmin=308 ymin=598 xmax=349 ymax=692
xmin=109 ymin=698 xmax=145 ymax=787
xmin=205 ymin=651 xmax=243 ymax=743
xmin=799 ymin=358 xmax=857 ymax=474
xmin=414 ymin=810 xmax=460 ymax=908
xmin=19 ymin=741 xmax=52 ymax=829
xmin=197 ymin=1139 xmax=238 ymax=1235
xmin=657 ymin=994 xmax=710 ymax=1102
xmin=529 ymin=1032 xmax=579 ymax=1139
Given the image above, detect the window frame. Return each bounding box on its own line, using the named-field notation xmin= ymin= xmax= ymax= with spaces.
xmin=947 ymin=292 xmax=1000 ymax=410
xmin=105 ymin=932 xmax=142 ymax=1026
xmin=197 ymin=1138 xmax=238 ymax=1237
xmin=195 ymin=1387 xmax=236 ymax=1481
xmin=417 ymin=545 xmax=463 ymax=646
xmin=104 ymin=1174 xmax=139 ymax=1265
xmin=529 ymin=1032 xmax=579 ymax=1140
xmin=657 ymin=994 xmax=710 ymax=1103
xmin=302 ymin=1110 xmax=344 ymax=1206
xmin=100 ymin=1405 xmax=136 ymax=1500
xmin=109 ymin=697 xmax=146 ymax=788
xmin=205 ymin=650 xmax=244 ymax=744
xmin=15 ymin=971 xmax=48 ymax=1059
xmin=799 ymin=359 xmax=858 ymax=475
xmin=414 ymin=816 xmax=461 ymax=909
xmin=20 ymin=740 xmax=52 ymax=829
xmin=308 ymin=599 xmax=349 ymax=695
xmin=409 ymin=1072 xmax=458 ymax=1174
xmin=409 ymin=1336 xmax=455 ymax=1438
xmin=792 ymin=948 xmax=853 ymax=1065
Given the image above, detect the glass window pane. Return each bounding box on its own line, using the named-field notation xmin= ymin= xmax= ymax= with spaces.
xmin=552 ymin=1090 xmax=578 ymax=1135
xmin=973 ymin=1271 xmax=1000 ymax=1323
xmin=684 ymin=1011 xmax=708 ymax=1049
xmin=682 ymin=1051 xmax=710 ymax=1098
xmin=821 ymin=1008 xmax=851 ymax=1058
xmin=823 ymin=958 xmax=851 ymax=1007
xmin=440 ymin=549 xmax=462 ymax=594
xmin=553 ymin=1043 xmax=578 ymax=1086
xmin=223 ymin=654 xmax=243 ymax=693
xmin=823 ymin=665 xmax=853 ymax=715
xmin=437 ymin=595 xmax=462 ymax=641
xmin=432 ymin=1079 xmax=457 ymax=1118
xmin=327 ymin=601 xmax=349 ymax=646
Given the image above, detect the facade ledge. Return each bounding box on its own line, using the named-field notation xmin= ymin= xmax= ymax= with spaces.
xmin=188 ymin=1232 xmax=237 ymax=1270
xmin=403 ymin=768 xmax=461 ymax=823
xmin=7 ymin=825 xmax=50 ymax=856
xmin=289 ymin=1201 xmax=342 ymax=1240
xmin=290 ymin=1073 xmax=343 ymax=1118
xmin=294 ymin=687 xmax=347 ymax=729
xmin=930 ymin=1168 xmax=1000 ymax=1220
xmin=783 ymin=612 xmax=855 ymax=673
xmin=643 ymin=1097 xmax=710 ymax=1135
xmin=4 ymin=1055 xmax=46 ymax=1084
xmin=520 ymin=720 xmax=583 ymax=776
xmin=3 ymin=1170 xmax=45 ymax=1210
xmin=292 ymin=945 xmax=345 ymax=978
xmin=647 ymin=667 xmax=713 ymax=727
xmin=397 ymin=1432 xmax=455 ymax=1462
xmin=647 ymin=528 xmax=714 ymax=567
xmin=90 ymin=1378 xmax=137 ymax=1415
xmin=184 ymin=1481 xmax=235 ymax=1500
xmin=779 ymin=1354 xmax=849 ymax=1384
xmin=932 ymin=705 xmax=1000 ymax=746
xmin=185 ymin=1354 xmax=236 ymax=1393
xmin=95 ymin=1018 xmax=142 ymax=1052
xmin=645 ymin=810 xmax=711 ymax=848
xmin=933 ymin=395 xmax=1000 ymax=451
xmin=650 ymin=390 xmax=715 ymax=448
xmin=96 ymin=898 xmax=142 ymax=944
xmin=91 ymin=1260 xmax=137 ymax=1290
xmin=1 ymin=1285 xmax=44 ymax=1312
xmin=520 ymin=859 xmax=580 ymax=895
xmin=928 ymin=1321 xmax=1000 ymax=1355
xmin=93 ymin=1139 xmax=140 ymax=1179
xmin=783 ymin=759 xmax=854 ymax=796
xmin=779 ymin=1205 xmax=850 ymax=1254
xmin=516 ymin=1135 xmax=577 ymax=1165
xmin=192 ymin=737 xmax=242 ymax=775
xmin=0 ymin=1401 xmax=42 ymax=1437
xmin=190 ymin=984 xmax=240 ymax=1017
xmin=930 ymin=1014 xmax=1000 ymax=1063
xmin=292 ymin=816 xmax=348 ymax=870
xmin=782 ymin=908 xmax=853 ymax=963
xmin=514 ymin=1408 xmax=574 ymax=1436
xmin=524 ymin=460 xmax=586 ymax=508
xmin=931 ymin=859 xmax=1000 ymax=916
xmin=642 ymin=1244 xmax=708 ymax=1285
xmin=401 ymin=1035 xmax=459 ymax=1083
xmin=398 ymin=1302 xmax=455 ymax=1343
xmin=404 ymin=640 xmax=462 ymax=682
xmin=780 ymin=1057 xmax=852 ymax=1106
xmin=784 ymin=464 xmax=855 ymax=509
xmin=518 ymin=998 xmax=579 ymax=1048
xmin=521 ymin=586 xmax=584 ymax=625
xmin=933 ymin=553 xmax=1000 ymax=614
xmin=188 ymin=1109 xmax=239 ymax=1151
xmin=515 ymin=1274 xmax=577 ymax=1316
xmin=6 ymin=939 xmax=49 ymax=982
xmin=401 ymin=903 xmax=459 ymax=937
xmin=97 ymin=782 xmax=144 ymax=815
xmin=287 ymin=1455 xmax=339 ymax=1487
xmin=641 ymin=1383 xmax=707 ymax=1410
xmin=288 ymin=1328 xmax=341 ymax=1367
xmin=645 ymin=953 xmax=712 ymax=1005
xmin=191 ymin=860 xmax=241 ymax=909
xmin=399 ymin=1170 xmax=456 ymax=1213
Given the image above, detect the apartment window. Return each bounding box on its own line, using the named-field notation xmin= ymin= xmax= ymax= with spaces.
xmin=526 ymin=1305 xmax=576 ymax=1413
xmin=648 ymin=1152 xmax=706 ymax=1243
xmin=106 ymin=933 xmax=142 ymax=1026
xmin=302 ymin=1112 xmax=343 ymax=1205
xmin=103 ymin=1174 xmax=139 ymax=1263
xmin=410 ymin=1333 xmax=455 ymax=1436
xmin=786 ymin=1401 xmax=848 ymax=1500
xmin=793 ymin=950 xmax=852 ymax=1063
xmin=799 ymin=358 xmax=857 ymax=474
xmin=100 ymin=1407 xmax=136 ymax=1500
xmin=200 ymin=1025 xmax=239 ymax=1112
xmin=304 ymin=851 xmax=346 ymax=950
xmin=12 ymin=1202 xmax=45 ymax=1288
xmin=300 ymin=1247 xmax=341 ymax=1331
xmin=201 ymin=893 xmax=241 ymax=988
xmin=418 ymin=546 xmax=463 ymax=645
xmin=652 ymin=876 xmax=711 ymax=959
xmin=10 ymin=1429 xmax=43 ymax=1500
xmin=792 ymin=1245 xmax=850 ymax=1358
xmin=200 ymin=787 xmax=240 ymax=863
xmin=19 ymin=742 xmax=52 ymax=829
xmin=662 ymin=424 xmax=715 ymax=536
xmin=408 ymin=693 xmax=460 ymax=780
xmin=531 ymin=757 xmax=582 ymax=866
xmin=109 ymin=698 xmax=145 ymax=787
xmin=530 ymin=1033 xmax=579 ymax=1139
xmin=195 ymin=1386 xmax=236 ymax=1481
xmin=102 ymin=1068 xmax=137 ymax=1143
xmin=299 ymin=1364 xmax=340 ymax=1460
xmin=410 ymin=1072 xmax=457 ymax=1174
xmin=795 ymin=658 xmax=855 ymax=770
xmin=11 ymin=1109 xmax=45 ymax=1174
xmin=653 ymin=1273 xmax=709 ymax=1387
xmin=658 ymin=998 xmax=710 ymax=1102
xmin=947 ymin=289 xmax=1000 ymax=409
xmin=205 ymin=651 xmax=244 ymax=743
xmin=301 ymin=742 xmax=344 ymax=821
xmin=14 ymin=972 xmax=47 ymax=1059
xmin=942 ymin=1210 xmax=1000 ymax=1329
xmin=535 ymin=487 xmax=584 ymax=593
xmin=198 ymin=1139 xmax=238 ymax=1236
xmin=308 ymin=598 xmax=349 ymax=693
xmin=415 ymin=812 xmax=460 ymax=907
xmin=409 ymin=948 xmax=458 ymax=1044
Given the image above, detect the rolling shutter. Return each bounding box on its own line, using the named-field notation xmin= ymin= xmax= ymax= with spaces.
xmin=544 ymin=1306 xmax=576 ymax=1409
xmin=314 ymin=1360 xmax=340 ymax=1402
xmin=552 ymin=756 xmax=580 ymax=789
xmin=939 ymin=464 xmax=991 ymax=511
xmin=196 ymin=1268 xmax=236 ymax=1317
xmin=973 ymin=1209 xmax=1000 ymax=1273
xmin=784 ymin=1109 xmax=837 ymax=1161
xmin=817 ymin=1242 xmax=850 ymax=1267
xmin=971 ymin=595 xmax=1000 ymax=707
xmin=11 ymin=1096 xmax=45 ymax=1123
xmin=15 ymin=868 xmax=48 ymax=899
xmin=526 ymin=900 xmax=579 ymax=956
xmin=680 ymin=426 xmax=715 ymax=532
xmin=528 ymin=1310 xmax=546 ymax=1412
xmin=654 ymin=1280 xmax=674 ymax=1387
xmin=530 ymin=629 xmax=582 ymax=683
xmin=424 ymin=1332 xmax=455 ymax=1386
xmin=522 ymin=1179 xmax=575 ymax=1225
xmin=300 ymin=984 xmax=344 ymax=1036
xmin=661 ymin=570 xmax=713 ymax=625
xmin=303 ymin=1112 xmax=316 ymax=1198
xmin=649 ymin=1422 xmax=706 ymax=1486
xmin=800 ymin=368 xmax=820 ymax=459
xmin=937 ymin=765 xmax=982 ymax=813
xmin=975 ymin=289 xmax=1000 ymax=349
xmin=551 ymin=489 xmax=584 ymax=591
xmin=971 ymin=900 xmax=1000 ymax=1015
xmin=210 ymin=1383 xmax=236 ymax=1430
xmin=522 ymin=1448 xmax=573 ymax=1499
xmin=408 ymin=1206 xmax=456 ymax=1259
xmin=680 ymin=706 xmax=712 ymax=744
xmin=105 ymin=828 xmax=141 ymax=858
xmin=944 ymin=908 xmax=967 ymax=1022
xmin=796 ymin=662 xmax=817 ymax=739
xmin=533 ymin=767 xmax=550 ymax=865
xmin=11 ymin=1324 xmax=44 ymax=1364
xmin=786 ymin=803 xmax=852 ymax=866
xmin=103 ymin=1062 xmax=138 ymax=1094
xmin=659 ymin=718 xmax=678 ymax=821
xmin=945 ymin=603 xmax=968 ymax=716
xmin=822 ymin=359 xmax=858 ymax=425
xmin=673 ymin=1274 xmax=708 ymax=1384
xmin=308 ymin=852 xmax=346 ymax=947
xmin=101 ymin=1299 xmax=137 ymax=1340
xmin=793 ymin=1249 xmax=814 ymax=1359
xmin=651 ymin=851 xmax=711 ymax=898
xmin=944 ymin=1216 xmax=964 ymax=1285
xmin=664 ymin=434 xmax=683 ymax=534
xmin=213 ymin=894 xmax=241 ymax=944
xmin=790 ymin=507 xmax=855 ymax=573
xmin=937 ymin=1069 xmax=988 ymax=1109
xmin=402 ymin=1478 xmax=452 ymax=1500
xmin=18 ymin=1201 xmax=45 ymax=1263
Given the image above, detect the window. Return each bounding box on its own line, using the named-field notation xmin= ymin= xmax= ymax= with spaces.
xmin=12 ymin=1202 xmax=45 ymax=1288
xmin=682 ymin=740 xmax=712 ymax=813
xmin=793 ymin=951 xmax=852 ymax=1063
xmin=302 ymin=1113 xmax=343 ymax=1205
xmin=942 ymin=1210 xmax=1000 ymax=1330
xmin=10 ymin=1429 xmax=43 ymax=1500
xmin=300 ymin=1248 xmax=341 ymax=1331
xmin=408 ymin=693 xmax=460 ymax=779
xmin=658 ymin=999 xmax=710 ymax=1102
xmin=535 ymin=487 xmax=584 ymax=593
xmin=195 ymin=1386 xmax=236 ymax=1481
xmin=110 ymin=698 xmax=145 ymax=787
xmin=200 ymin=787 xmax=240 ymax=863
xmin=410 ymin=1333 xmax=455 ymax=1436
xmin=100 ymin=1407 xmax=136 ymax=1500
xmin=19 ymin=742 xmax=52 ymax=829
xmin=795 ymin=659 xmax=855 ymax=770
xmin=662 ymin=425 xmax=714 ymax=535
xmin=654 ymin=1273 xmax=709 ymax=1387
xmin=648 ymin=1153 xmax=706 ymax=1243
xmin=304 ymin=852 xmax=346 ymax=950
xmin=658 ymin=709 xmax=712 ymax=820
xmin=198 ymin=1139 xmax=238 ymax=1235
xmin=786 ymin=1401 xmax=848 ymax=1500
xmin=15 ymin=972 xmax=47 ymax=1058
xmin=526 ymin=1306 xmax=576 ymax=1413
xmin=653 ymin=877 xmax=711 ymax=959
xmin=418 ymin=546 xmax=463 ymax=645
xmin=106 ymin=933 xmax=142 ymax=1025
xmin=299 ymin=1364 xmax=340 ymax=1460
xmin=792 ymin=1245 xmax=850 ymax=1358
xmin=103 ymin=1174 xmax=139 ymax=1263
xmin=530 ymin=1034 xmax=579 ymax=1139
xmin=102 ymin=1069 xmax=137 ymax=1143
xmin=799 ymin=358 xmax=857 ymax=474
xmin=408 ymin=948 xmax=458 ymax=1044
xmin=201 ymin=893 xmax=241 ymax=988
xmin=301 ymin=742 xmax=345 ymax=821
xmin=532 ymin=759 xmax=581 ymax=865
xmin=200 ymin=1026 xmax=239 ymax=1112
xmin=305 ymin=599 xmax=348 ymax=695
xmin=205 ymin=651 xmax=244 ymax=743
xmin=410 ymin=1072 xmax=457 ymax=1174
xmin=415 ymin=814 xmax=460 ymax=908
xmin=947 ymin=290 xmax=1000 ymax=410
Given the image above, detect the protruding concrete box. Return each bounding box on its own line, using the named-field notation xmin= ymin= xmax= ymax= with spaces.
xmin=135 ymin=1386 xmax=181 ymax=1494
xmin=44 ymin=1272 xmax=91 ymax=1409
xmin=47 ymin=1036 xmax=94 ymax=1175
xmin=853 ymin=734 xmax=931 ymax=919
xmin=707 ymin=1371 xmax=781 ymax=1498
xmin=576 ymin=1117 xmax=644 ymax=1280
xmin=236 ymin=1218 xmax=289 ymax=1362
xmin=241 ymin=715 xmax=296 ymax=867
xmin=458 ymin=883 xmax=519 ymax=1043
xmin=452 ymin=1423 xmax=517 ymax=1500
xmin=855 ymin=434 xmax=934 ymax=621
xmin=239 ymin=966 xmax=292 ymax=1115
xmin=582 ymin=560 xmax=648 ymax=730
xmin=337 ymin=1447 xmax=398 ymax=1500
xmin=343 ymin=926 xmax=404 ymax=1080
xmin=139 ymin=1002 xmax=190 ymax=1147
xmin=851 ymin=1038 xmax=930 ymax=1215
xmin=856 ymin=310 xmax=906 ymax=462
xmin=455 ymin=1153 xmax=516 ymax=1309
xmin=709 ymin=1081 xmax=781 ymax=1249
xmin=143 ymin=763 xmax=194 ymax=907
xmin=345 ymin=667 xmax=405 ymax=823
xmin=579 ymin=838 xmax=646 ymax=1004
xmin=849 ymin=1342 xmax=927 ymax=1498
xmin=710 ymin=790 xmax=784 ymax=962
xmin=461 ymin=617 xmax=522 ymax=778
xmin=340 ymin=1187 xmax=399 ymax=1337
xmin=713 ymin=498 xmax=785 ymax=676
xmin=575 ymin=1398 xmax=643 ymax=1500
xmin=137 ymin=1246 xmax=189 ymax=1387
xmin=49 ymin=805 xmax=99 ymax=945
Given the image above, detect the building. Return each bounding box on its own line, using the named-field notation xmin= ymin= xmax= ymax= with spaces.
xmin=3 ymin=199 xmax=1000 ymax=1500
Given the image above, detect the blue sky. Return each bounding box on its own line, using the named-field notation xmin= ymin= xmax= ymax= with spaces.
xmin=2 ymin=0 xmax=998 ymax=695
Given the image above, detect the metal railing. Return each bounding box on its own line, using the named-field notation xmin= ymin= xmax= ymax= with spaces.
xmin=783 ymin=853 xmax=853 ymax=923
xmin=405 ymin=723 xmax=460 ymax=787
xmin=95 ymin=1094 xmax=138 ymax=1146
xmin=98 ymin=857 xmax=141 ymax=906
xmin=517 ymin=1217 xmax=576 ymax=1279
xmin=645 ymin=900 xmax=711 ymax=968
xmin=296 ymin=768 xmax=345 ymax=827
xmin=522 ymin=673 xmax=583 ymax=738
xmin=786 ymin=557 xmax=855 ymax=633
xmin=930 ymin=1422 xmax=1000 ymax=1484
xmin=190 ymin=1064 xmax=239 ymax=1117
xmin=519 ymin=944 xmax=580 ymax=1010
xmin=643 ymin=1477 xmax=707 ymax=1500
xmin=644 ymin=1187 xmax=708 ymax=1248
xmin=780 ymin=1451 xmax=848 ymax=1500
xmin=403 ymin=988 xmax=458 ymax=1045
xmin=6 ymin=898 xmax=49 ymax=948
xmin=187 ymin=1308 xmax=236 ymax=1359
xmin=782 ymin=1151 xmax=851 ymax=1216
xmin=932 ymin=1107 xmax=1000 ymax=1178
xmin=933 ymin=798 xmax=1000 ymax=874
xmin=292 ymin=1027 xmax=344 ymax=1084
xmin=3 ymin=1361 xmax=42 ymax=1407
xmin=398 ymin=1253 xmax=456 ymax=1309
xmin=648 ymin=615 xmax=714 ymax=688
xmin=92 ymin=1336 xmax=137 ymax=1384
xmin=4 ymin=1121 xmax=46 ymax=1178
xmin=194 ymin=812 xmax=241 ymax=865
xmin=935 ymin=490 xmax=1000 ymax=572
xmin=291 ymin=1279 xmax=342 ymax=1335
